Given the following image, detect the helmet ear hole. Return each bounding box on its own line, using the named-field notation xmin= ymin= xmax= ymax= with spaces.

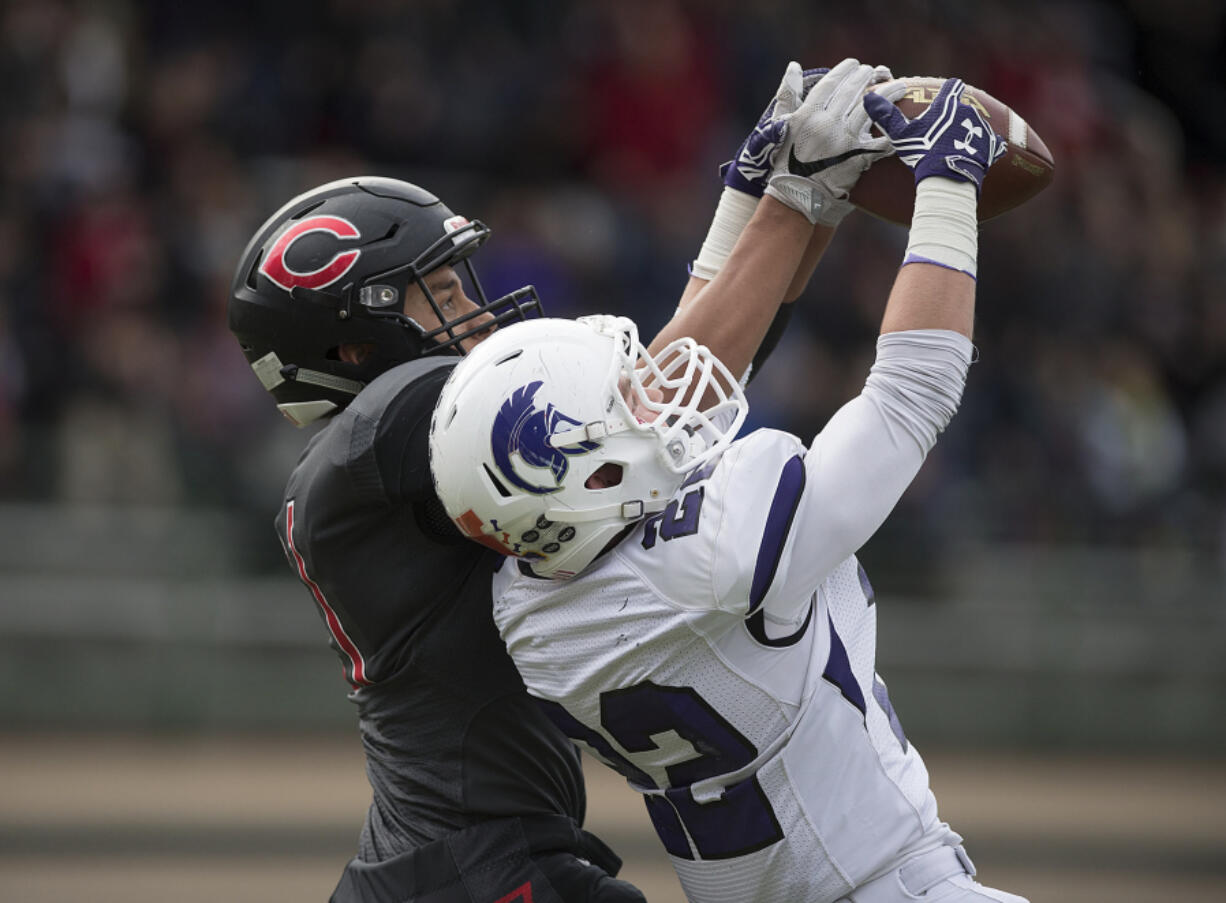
xmin=245 ymin=254 xmax=263 ymax=290
xmin=585 ymin=462 xmax=623 ymax=490
xmin=481 ymin=463 xmax=512 ymax=498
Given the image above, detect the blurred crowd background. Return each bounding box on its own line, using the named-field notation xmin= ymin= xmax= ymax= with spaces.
xmin=2 ymin=0 xmax=1225 ymax=585
xmin=0 ymin=0 xmax=1223 ymax=645
xmin=1 ymin=0 xmax=1223 ymax=571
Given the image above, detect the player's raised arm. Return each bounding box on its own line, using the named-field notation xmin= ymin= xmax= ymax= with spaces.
xmin=749 ymin=77 xmax=1008 ymax=622
xmin=649 ymin=58 xmax=904 ymax=384
xmin=865 ymin=76 xmax=1007 ymax=338
xmin=678 ymin=63 xmax=832 ymax=312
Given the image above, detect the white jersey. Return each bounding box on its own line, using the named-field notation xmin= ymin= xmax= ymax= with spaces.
xmin=493 ymin=332 xmax=974 ymax=903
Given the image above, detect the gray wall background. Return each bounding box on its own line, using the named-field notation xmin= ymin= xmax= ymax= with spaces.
xmin=2 ymin=504 xmax=1221 ymax=750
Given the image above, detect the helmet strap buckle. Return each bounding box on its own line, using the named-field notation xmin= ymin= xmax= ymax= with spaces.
xmin=620 ymin=500 xmax=645 ymax=519
xmin=359 ymin=284 xmax=401 ymax=309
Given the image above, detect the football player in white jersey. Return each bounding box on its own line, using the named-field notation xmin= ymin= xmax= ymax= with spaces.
xmin=430 ymin=73 xmax=1029 ymax=903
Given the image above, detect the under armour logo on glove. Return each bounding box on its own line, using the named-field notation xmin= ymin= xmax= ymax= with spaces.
xmin=953 ymin=118 xmax=984 ymax=154
xmin=864 ymin=78 xmax=1007 ymax=194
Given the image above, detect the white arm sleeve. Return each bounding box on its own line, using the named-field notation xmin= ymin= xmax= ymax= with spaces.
xmin=734 ymin=329 xmax=973 ymax=625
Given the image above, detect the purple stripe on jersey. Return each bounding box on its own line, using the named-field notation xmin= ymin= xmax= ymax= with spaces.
xmin=746 ymin=596 xmax=815 ymax=647
xmin=872 ymin=676 xmax=908 ymax=751
xmin=681 ymin=460 xmax=716 ymax=488
xmin=748 ymin=454 xmax=806 ymax=614
xmin=858 ymin=563 xmax=876 ymax=607
xmin=822 ymin=613 xmax=866 ymax=716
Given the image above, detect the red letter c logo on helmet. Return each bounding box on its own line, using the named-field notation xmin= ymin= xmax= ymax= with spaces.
xmin=259 ymin=215 xmax=362 ymax=292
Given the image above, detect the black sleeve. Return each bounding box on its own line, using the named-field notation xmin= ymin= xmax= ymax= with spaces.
xmin=745 ymin=303 xmax=794 ymax=386
xmin=372 ymin=365 xmax=454 ymax=504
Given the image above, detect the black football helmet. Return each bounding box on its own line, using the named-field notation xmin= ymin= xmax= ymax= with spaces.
xmin=228 ymin=176 xmax=542 ymax=426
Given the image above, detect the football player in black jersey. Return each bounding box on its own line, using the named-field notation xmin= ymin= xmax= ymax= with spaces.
xmin=227 ymin=59 xmax=897 ymax=903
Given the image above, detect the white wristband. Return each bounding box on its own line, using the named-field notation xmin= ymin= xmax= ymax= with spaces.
xmin=903 ymin=179 xmax=979 ymax=278
xmin=691 ymin=187 xmax=758 ymax=281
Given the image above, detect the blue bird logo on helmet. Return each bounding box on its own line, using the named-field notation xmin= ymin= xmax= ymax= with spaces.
xmin=491 ymin=381 xmax=600 ymax=494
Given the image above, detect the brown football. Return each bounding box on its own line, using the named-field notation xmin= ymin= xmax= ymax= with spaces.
xmin=849 ymin=77 xmax=1055 ymax=225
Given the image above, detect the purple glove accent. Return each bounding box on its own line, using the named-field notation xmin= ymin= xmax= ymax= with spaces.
xmin=721 ymin=67 xmax=830 ymax=197
xmin=902 ymin=252 xmax=978 ymax=280
xmin=863 ymin=78 xmax=1006 ymax=195
xmin=720 ymin=118 xmax=788 ymax=196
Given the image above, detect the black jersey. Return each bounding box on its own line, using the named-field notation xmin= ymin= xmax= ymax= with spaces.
xmin=275 ymin=357 xmax=586 ymax=861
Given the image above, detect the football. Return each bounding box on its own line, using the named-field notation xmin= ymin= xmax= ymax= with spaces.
xmin=849 ymin=76 xmax=1055 ymax=225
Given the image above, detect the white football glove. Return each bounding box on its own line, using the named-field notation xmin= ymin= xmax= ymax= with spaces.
xmin=764 ymin=57 xmax=906 ymax=225
xmin=692 ymin=61 xmax=827 ymax=281
xmin=720 ymin=62 xmax=828 ymax=197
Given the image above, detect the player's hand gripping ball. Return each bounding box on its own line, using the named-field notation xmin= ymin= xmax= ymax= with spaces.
xmin=720 ymin=64 xmax=830 ymax=198
xmin=850 ymin=76 xmax=1055 ymax=224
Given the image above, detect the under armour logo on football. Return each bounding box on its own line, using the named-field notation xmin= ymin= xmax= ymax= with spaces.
xmin=953 ymin=118 xmax=984 ymax=155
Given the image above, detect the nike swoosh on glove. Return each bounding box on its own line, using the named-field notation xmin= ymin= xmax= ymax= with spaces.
xmin=765 ymin=57 xmax=904 ymax=225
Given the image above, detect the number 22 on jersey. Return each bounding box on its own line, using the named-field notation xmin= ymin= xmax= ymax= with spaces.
xmin=538 ymin=680 xmax=783 ymax=861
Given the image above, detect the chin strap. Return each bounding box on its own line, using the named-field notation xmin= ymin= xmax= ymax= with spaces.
xmin=547 ymin=418 xmax=625 ymax=448
xmin=277 ymin=400 xmax=339 ymax=427
xmin=544 ymin=496 xmax=669 ymax=524
xmin=280 ymin=364 xmax=366 ymax=396
xmin=249 ymin=351 xmax=366 ymax=397
xmin=249 ymin=350 xmax=366 ymax=428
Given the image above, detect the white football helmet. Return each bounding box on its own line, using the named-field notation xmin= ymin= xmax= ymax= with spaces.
xmin=429 ymin=315 xmax=747 ymax=578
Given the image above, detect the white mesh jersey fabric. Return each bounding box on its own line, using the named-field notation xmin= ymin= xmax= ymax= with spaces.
xmin=823 ymin=559 xmax=935 ymax=820
xmin=491 ymin=428 xmax=956 ymax=903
